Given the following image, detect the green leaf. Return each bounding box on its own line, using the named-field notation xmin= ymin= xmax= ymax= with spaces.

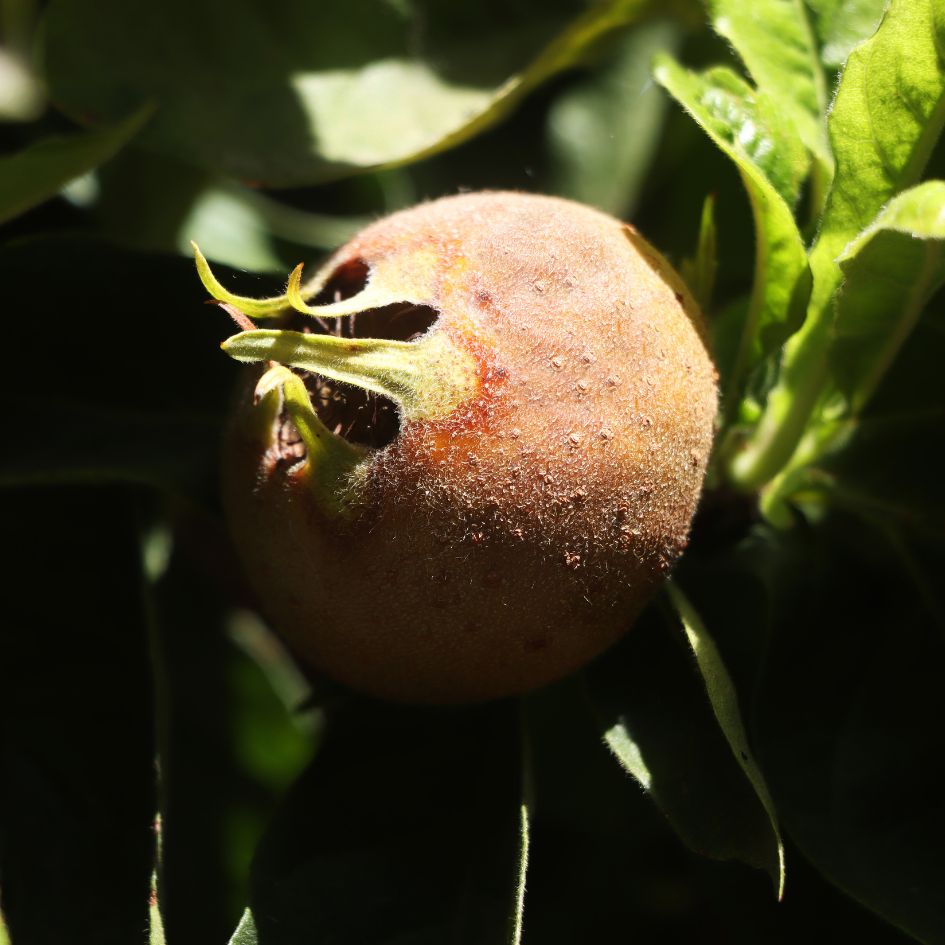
xmin=228 ymin=909 xmax=257 ymax=945
xmin=509 ymin=797 xmax=530 ymax=945
xmin=148 ymin=535 xmax=316 ymax=941
xmin=710 ymin=0 xmax=831 ymax=178
xmin=42 ymin=0 xmax=649 ymax=187
xmin=91 ymin=144 xmax=392 ymax=273
xmin=811 ymin=0 xmax=945 ymax=304
xmin=829 ymin=180 xmax=945 ymax=415
xmin=545 ymin=19 xmax=680 ymax=216
xmin=186 ymin=183 xmax=371 ymax=261
xmin=0 ymin=488 xmax=157 ymax=943
xmin=149 ymin=890 xmax=166 ymax=945
xmin=666 ymin=584 xmax=785 ymax=897
xmin=227 ymin=702 xmax=527 ymax=945
xmin=0 ymin=47 xmax=44 ymax=121
xmin=509 ymin=708 xmax=532 ymax=945
xmin=754 ymin=512 xmax=945 ymax=943
xmin=149 ymin=811 xmax=166 ymax=945
xmin=0 ymin=404 xmax=222 ymax=494
xmin=0 ymin=238 xmax=239 ymax=500
xmin=786 ymin=299 xmax=945 ymax=536
xmin=0 ymin=106 xmax=151 ymax=225
xmin=732 ymin=0 xmax=945 ymax=487
xmin=804 ymin=0 xmax=886 ymax=68
xmin=654 ymin=56 xmax=811 ymax=405
xmin=655 ymin=58 xmax=809 ymax=208
xmin=680 ymin=192 xmax=718 ymax=312
xmin=587 ymin=598 xmax=784 ymax=894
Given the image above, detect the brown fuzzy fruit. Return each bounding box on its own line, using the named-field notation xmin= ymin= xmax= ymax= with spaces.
xmin=206 ymin=191 xmax=718 ymax=704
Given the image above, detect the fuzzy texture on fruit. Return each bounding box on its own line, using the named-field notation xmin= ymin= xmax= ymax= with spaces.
xmin=223 ymin=191 xmax=718 ymax=703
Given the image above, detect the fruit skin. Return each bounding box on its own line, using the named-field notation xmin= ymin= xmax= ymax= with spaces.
xmin=223 ymin=191 xmax=718 ymax=704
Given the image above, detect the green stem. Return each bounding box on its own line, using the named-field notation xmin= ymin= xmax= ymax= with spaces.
xmin=729 ymin=233 xmax=841 ymax=489
xmin=729 ymin=308 xmax=831 ymax=487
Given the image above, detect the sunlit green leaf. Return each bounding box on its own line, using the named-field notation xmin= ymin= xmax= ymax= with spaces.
xmin=710 ymin=0 xmax=831 ymax=180
xmin=654 ymin=57 xmax=811 ymax=405
xmin=829 ymin=180 xmax=945 ymax=414
xmin=149 ymin=891 xmax=166 ymax=945
xmin=0 ymin=106 xmax=151 ymax=224
xmin=655 ymin=59 xmax=809 ymax=207
xmin=804 ymin=0 xmax=886 ymax=67
xmin=509 ymin=708 xmax=532 ymax=945
xmin=809 ymin=0 xmax=945 ymax=309
xmin=43 ymin=0 xmax=649 ymax=186
xmin=509 ymin=795 xmax=530 ymax=945
xmin=732 ymin=0 xmax=945 ymax=488
xmin=760 ymin=179 xmax=945 ymax=515
xmin=228 ymin=909 xmax=258 ymax=945
xmin=546 ymin=19 xmax=679 ymax=216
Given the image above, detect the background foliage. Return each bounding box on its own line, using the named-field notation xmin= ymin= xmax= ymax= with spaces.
xmin=2 ymin=0 xmax=944 ymax=942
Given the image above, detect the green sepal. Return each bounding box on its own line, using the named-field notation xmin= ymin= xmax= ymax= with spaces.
xmin=223 ymin=330 xmax=478 ymax=423
xmin=192 ymin=243 xmax=336 ymax=319
xmin=286 ymin=262 xmax=418 ymax=319
xmin=252 ymin=365 xmax=366 ymax=517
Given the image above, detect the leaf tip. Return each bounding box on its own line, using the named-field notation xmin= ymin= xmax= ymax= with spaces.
xmin=287 ymin=262 xmax=308 ymax=313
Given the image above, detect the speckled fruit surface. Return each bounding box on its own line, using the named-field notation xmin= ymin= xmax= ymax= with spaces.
xmin=222 ymin=191 xmax=718 ymax=703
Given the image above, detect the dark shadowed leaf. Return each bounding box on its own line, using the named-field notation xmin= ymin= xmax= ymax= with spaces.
xmin=0 ymin=107 xmax=151 ymax=224
xmin=228 ymin=700 xmax=526 ymax=945
xmin=43 ymin=0 xmax=650 ymax=187
xmin=586 ymin=597 xmax=783 ymax=893
xmin=0 ymin=487 xmax=156 ymax=945
xmin=754 ymin=514 xmax=945 ymax=944
xmin=675 ymin=499 xmax=945 ymax=942
xmin=146 ymin=522 xmax=314 ymax=942
xmin=0 ymin=237 xmax=241 ymax=502
xmin=780 ymin=293 xmax=945 ymax=539
xmin=666 ymin=584 xmax=784 ymax=895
